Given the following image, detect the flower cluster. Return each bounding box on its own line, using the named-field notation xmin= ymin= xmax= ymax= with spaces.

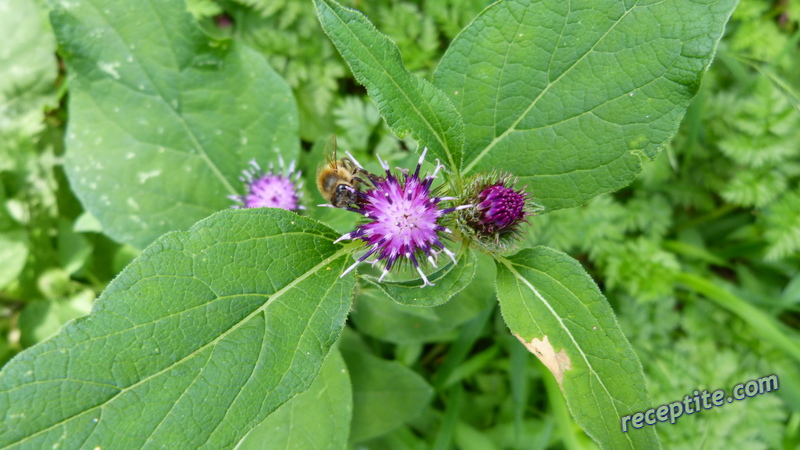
xmin=456 ymin=172 xmax=539 ymax=252
xmin=229 ymin=158 xmax=304 ymax=211
xmin=331 ymin=149 xmax=471 ymax=286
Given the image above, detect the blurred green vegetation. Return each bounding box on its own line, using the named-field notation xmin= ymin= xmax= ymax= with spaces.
xmin=1 ymin=0 xmax=798 ymax=447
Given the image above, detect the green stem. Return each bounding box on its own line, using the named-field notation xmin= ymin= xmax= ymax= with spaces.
xmin=432 ymin=384 xmax=464 ymax=450
xmin=674 ymin=272 xmax=800 ymax=364
xmin=674 ymin=203 xmax=738 ymax=232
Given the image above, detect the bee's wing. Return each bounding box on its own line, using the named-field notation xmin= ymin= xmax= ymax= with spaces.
xmin=324 ymin=134 xmax=338 ymax=169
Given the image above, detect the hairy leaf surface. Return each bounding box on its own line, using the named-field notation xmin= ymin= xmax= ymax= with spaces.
xmin=0 ymin=209 xmax=353 ymax=448
xmin=434 ymin=0 xmax=738 ymax=210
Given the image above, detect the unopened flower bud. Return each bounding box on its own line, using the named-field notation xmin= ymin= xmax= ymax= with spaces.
xmin=456 ymin=172 xmax=540 ymax=253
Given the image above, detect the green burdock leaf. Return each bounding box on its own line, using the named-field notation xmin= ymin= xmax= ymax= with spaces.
xmin=434 ymin=0 xmax=737 ymax=211
xmin=0 ymin=0 xmax=57 ymax=140
xmin=362 ymin=248 xmax=476 ymax=306
xmin=0 ymin=209 xmax=354 ymax=448
xmin=496 ymin=247 xmax=658 ymax=449
xmin=342 ymin=343 xmax=434 ymax=443
xmin=237 ymin=349 xmax=352 ymax=450
xmin=54 ymin=0 xmax=298 ymax=248
xmin=314 ymin=0 xmax=464 ymax=172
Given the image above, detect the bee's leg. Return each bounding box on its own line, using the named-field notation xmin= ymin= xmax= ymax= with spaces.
xmin=342 ymin=150 xmax=384 ymax=183
xmin=354 ymin=175 xmax=381 ymax=186
xmin=341 ymin=184 xmax=367 ymax=202
xmin=355 ymin=169 xmax=383 ymax=184
xmin=350 ymin=185 xmax=368 ymax=201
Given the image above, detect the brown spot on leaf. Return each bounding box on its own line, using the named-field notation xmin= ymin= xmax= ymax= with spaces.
xmin=515 ymin=334 xmax=572 ymax=389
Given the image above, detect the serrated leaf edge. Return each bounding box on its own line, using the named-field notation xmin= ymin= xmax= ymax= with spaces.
xmin=314 ymin=0 xmax=464 ymax=172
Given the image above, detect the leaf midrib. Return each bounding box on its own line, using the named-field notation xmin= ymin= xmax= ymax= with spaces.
xmin=7 ymin=245 xmax=351 ymax=447
xmin=463 ymin=0 xmax=639 ymax=174
xmin=497 ymin=254 xmax=636 ymax=448
xmin=84 ymin=0 xmax=237 ymax=195
xmin=2 ymin=233 xmax=338 ymax=368
xmin=319 ymin=0 xmax=460 ymax=171
xmin=204 ymin=262 xmax=344 ymax=446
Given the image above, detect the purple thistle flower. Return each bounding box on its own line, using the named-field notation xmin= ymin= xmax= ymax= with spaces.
xmin=331 ymin=149 xmax=472 ymax=287
xmin=229 ymin=157 xmax=304 ymax=211
xmin=476 ymin=183 xmax=529 ymax=233
xmin=455 ymin=172 xmax=539 ymax=252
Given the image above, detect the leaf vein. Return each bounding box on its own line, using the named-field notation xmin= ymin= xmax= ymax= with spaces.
xmin=321 ymin=1 xmax=457 ymax=170
xmin=87 ymin=0 xmax=237 ymax=195
xmin=499 ymin=255 xmax=635 ymax=447
xmin=4 ymin=246 xmax=350 ymax=446
xmin=464 ymin=0 xmax=640 ymax=174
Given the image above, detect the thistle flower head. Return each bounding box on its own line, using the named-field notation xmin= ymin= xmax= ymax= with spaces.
xmin=229 ymin=157 xmax=304 ymax=211
xmin=477 ymin=183 xmax=528 ymax=233
xmin=456 ymin=172 xmax=540 ymax=252
xmin=330 ymin=148 xmax=471 ymax=287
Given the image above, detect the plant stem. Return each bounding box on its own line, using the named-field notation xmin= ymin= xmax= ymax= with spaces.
xmin=674 ymin=271 xmax=800 ymax=363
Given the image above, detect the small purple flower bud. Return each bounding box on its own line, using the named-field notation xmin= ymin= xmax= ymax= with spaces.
xmin=456 ymin=172 xmax=540 ymax=253
xmin=328 ymin=148 xmax=471 ymax=287
xmin=229 ymin=158 xmax=304 ymax=211
xmin=477 ymin=183 xmax=529 ymax=233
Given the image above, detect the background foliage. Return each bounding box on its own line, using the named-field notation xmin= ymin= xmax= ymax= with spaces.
xmin=1 ymin=0 xmax=799 ymax=448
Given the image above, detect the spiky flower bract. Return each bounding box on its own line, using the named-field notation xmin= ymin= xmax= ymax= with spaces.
xmin=330 ymin=148 xmax=471 ymax=287
xmin=456 ymin=172 xmax=540 ymax=253
xmin=229 ymin=158 xmax=304 ymax=211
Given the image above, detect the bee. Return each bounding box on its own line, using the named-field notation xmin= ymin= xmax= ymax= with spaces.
xmin=316 ymin=135 xmax=376 ymax=208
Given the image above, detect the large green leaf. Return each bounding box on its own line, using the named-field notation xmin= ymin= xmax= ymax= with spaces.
xmin=0 ymin=208 xmax=354 ymax=448
xmin=54 ymin=0 xmax=298 ymax=248
xmin=434 ymin=0 xmax=737 ymax=210
xmin=496 ymin=247 xmax=658 ymax=449
xmin=0 ymin=0 xmax=57 ymax=140
xmin=314 ymin=0 xmax=464 ymax=172
xmin=237 ymin=348 xmax=352 ymax=450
